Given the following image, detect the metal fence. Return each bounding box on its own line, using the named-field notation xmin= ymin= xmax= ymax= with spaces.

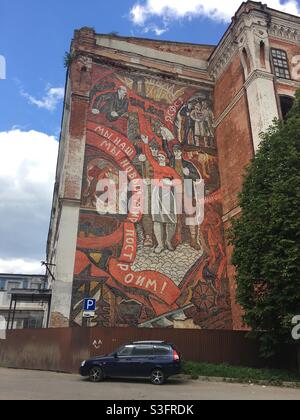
xmin=0 ymin=327 xmax=297 ymax=373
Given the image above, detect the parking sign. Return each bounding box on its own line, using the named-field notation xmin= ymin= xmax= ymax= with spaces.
xmin=83 ymin=299 xmax=96 ymax=312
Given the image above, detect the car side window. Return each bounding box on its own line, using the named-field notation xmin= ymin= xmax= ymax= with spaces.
xmin=153 ymin=346 xmax=170 ymax=356
xmin=132 ymin=345 xmax=154 ymax=357
xmin=117 ymin=346 xmax=133 ymax=357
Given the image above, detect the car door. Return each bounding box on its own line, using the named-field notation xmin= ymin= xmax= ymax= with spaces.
xmin=153 ymin=345 xmax=171 ymax=372
xmin=130 ymin=345 xmax=155 ymax=377
xmin=108 ymin=345 xmax=134 ymax=378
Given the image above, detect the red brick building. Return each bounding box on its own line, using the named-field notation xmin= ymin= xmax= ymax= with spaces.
xmin=47 ymin=1 xmax=300 ymax=329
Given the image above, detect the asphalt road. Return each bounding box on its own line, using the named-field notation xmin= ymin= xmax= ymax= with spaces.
xmin=0 ymin=368 xmax=300 ymax=400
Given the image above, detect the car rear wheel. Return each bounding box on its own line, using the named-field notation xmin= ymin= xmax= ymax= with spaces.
xmin=89 ymin=366 xmax=104 ymax=383
xmin=151 ymin=369 xmax=165 ymax=385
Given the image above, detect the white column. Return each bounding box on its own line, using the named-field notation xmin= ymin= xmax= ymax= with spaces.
xmin=50 ymin=200 xmax=80 ymax=327
xmin=245 ymin=71 xmax=279 ymax=151
xmin=236 ymin=14 xmax=280 ymax=151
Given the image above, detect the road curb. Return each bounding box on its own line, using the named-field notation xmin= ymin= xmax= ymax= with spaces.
xmin=176 ymin=374 xmax=300 ymax=389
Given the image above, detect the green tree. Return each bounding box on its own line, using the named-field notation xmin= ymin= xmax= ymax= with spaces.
xmin=231 ymin=91 xmax=300 ymax=360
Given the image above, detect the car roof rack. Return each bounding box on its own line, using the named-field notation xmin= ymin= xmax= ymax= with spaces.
xmin=132 ymin=341 xmax=166 ymax=345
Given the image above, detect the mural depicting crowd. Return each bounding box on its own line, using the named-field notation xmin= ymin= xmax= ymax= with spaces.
xmin=70 ymin=64 xmax=232 ymax=330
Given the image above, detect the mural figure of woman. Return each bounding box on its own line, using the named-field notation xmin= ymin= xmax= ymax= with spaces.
xmin=179 ymin=102 xmax=195 ymax=146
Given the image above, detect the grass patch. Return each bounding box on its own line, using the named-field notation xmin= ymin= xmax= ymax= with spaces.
xmin=183 ymin=362 xmax=300 ymax=386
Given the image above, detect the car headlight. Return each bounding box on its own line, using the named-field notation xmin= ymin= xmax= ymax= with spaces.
xmin=81 ymin=361 xmax=86 ymax=367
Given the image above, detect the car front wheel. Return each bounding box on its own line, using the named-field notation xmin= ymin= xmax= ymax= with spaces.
xmin=151 ymin=369 xmax=165 ymax=385
xmin=89 ymin=366 xmax=104 ymax=383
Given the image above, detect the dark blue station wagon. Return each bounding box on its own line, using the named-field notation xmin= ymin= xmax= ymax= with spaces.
xmin=80 ymin=341 xmax=182 ymax=385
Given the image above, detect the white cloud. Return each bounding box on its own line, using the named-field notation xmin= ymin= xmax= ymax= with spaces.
xmin=130 ymin=0 xmax=300 ymax=29
xmin=152 ymin=26 xmax=168 ymax=36
xmin=0 ymin=129 xmax=58 ymax=274
xmin=0 ymin=259 xmax=44 ymax=275
xmin=143 ymin=24 xmax=168 ymax=36
xmin=21 ymin=86 xmax=64 ymax=111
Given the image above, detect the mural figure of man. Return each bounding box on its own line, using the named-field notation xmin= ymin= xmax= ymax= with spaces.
xmin=138 ymin=140 xmax=160 ymax=248
xmin=92 ymin=86 xmax=129 ymax=121
xmin=179 ymin=102 xmax=195 ymax=146
xmin=190 ymin=102 xmax=205 ymax=147
xmin=173 ymin=145 xmax=202 ymax=251
xmin=202 ymin=101 xmax=214 ymax=147
xmin=142 ymin=135 xmax=180 ymax=254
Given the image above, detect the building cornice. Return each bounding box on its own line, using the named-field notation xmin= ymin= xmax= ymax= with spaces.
xmin=59 ymin=198 xmax=81 ymax=207
xmin=209 ymin=31 xmax=239 ymax=81
xmin=269 ymin=16 xmax=300 ymax=44
xmin=276 ymin=78 xmax=300 ymax=90
xmin=244 ymin=69 xmax=275 ymax=89
xmin=96 ymin=49 xmax=212 ymax=83
xmin=96 ymin=37 xmax=209 ymax=70
xmin=75 ymin=47 xmax=215 ymax=88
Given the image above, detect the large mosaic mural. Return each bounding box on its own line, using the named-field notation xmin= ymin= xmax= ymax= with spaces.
xmin=70 ymin=63 xmax=233 ymax=329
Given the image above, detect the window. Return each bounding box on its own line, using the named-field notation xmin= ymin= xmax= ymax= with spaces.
xmin=7 ymin=282 xmax=21 ymax=291
xmin=117 ymin=346 xmax=133 ymax=357
xmin=280 ymin=95 xmax=295 ymax=120
xmin=0 ymin=280 xmax=6 ymax=290
xmin=242 ymin=48 xmax=251 ymax=75
xmin=271 ymin=49 xmax=290 ymax=79
xmin=31 ymin=283 xmax=42 ymax=290
xmin=23 ymin=318 xmax=43 ymax=329
xmin=153 ymin=346 xmax=170 ymax=356
xmin=132 ymin=346 xmax=154 ymax=357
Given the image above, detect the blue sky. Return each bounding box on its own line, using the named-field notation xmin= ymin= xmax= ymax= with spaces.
xmin=0 ymin=0 xmax=299 ymax=273
xmin=0 ymin=0 xmax=228 ymax=136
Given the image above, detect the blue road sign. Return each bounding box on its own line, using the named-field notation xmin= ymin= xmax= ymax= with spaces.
xmin=83 ymin=299 xmax=96 ymax=312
